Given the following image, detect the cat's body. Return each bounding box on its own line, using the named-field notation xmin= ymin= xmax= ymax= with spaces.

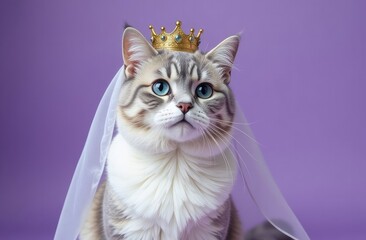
xmin=80 ymin=26 xmax=244 ymax=239
xmin=80 ymin=135 xmax=242 ymax=240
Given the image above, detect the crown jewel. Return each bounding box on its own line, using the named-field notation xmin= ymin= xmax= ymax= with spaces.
xmin=149 ymin=20 xmax=203 ymax=53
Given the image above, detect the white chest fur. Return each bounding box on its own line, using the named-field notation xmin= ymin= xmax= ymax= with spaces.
xmin=106 ymin=134 xmax=237 ymax=239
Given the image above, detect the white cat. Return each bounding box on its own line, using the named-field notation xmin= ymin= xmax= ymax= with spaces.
xmin=80 ymin=26 xmax=243 ymax=240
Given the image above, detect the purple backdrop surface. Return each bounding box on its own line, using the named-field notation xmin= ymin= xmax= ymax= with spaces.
xmin=1 ymin=0 xmax=365 ymax=239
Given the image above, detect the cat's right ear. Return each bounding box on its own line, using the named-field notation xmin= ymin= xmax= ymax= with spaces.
xmin=122 ymin=27 xmax=158 ymax=78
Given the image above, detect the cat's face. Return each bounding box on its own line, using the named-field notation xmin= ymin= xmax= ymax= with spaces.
xmin=117 ymin=28 xmax=239 ymax=155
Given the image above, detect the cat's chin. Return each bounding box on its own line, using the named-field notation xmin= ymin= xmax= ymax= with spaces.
xmin=164 ymin=121 xmax=200 ymax=142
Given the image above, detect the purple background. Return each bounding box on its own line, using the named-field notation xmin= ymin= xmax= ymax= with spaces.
xmin=1 ymin=0 xmax=365 ymax=239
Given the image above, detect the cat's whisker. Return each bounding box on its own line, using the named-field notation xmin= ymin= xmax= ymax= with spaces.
xmin=204 ymin=124 xmax=241 ymax=182
xmin=207 ymin=124 xmax=253 ymax=189
xmin=210 ymin=117 xmax=255 ymax=126
xmin=198 ymin=132 xmax=212 ymax=160
xmin=209 ymin=123 xmax=260 ymax=166
xmin=198 ymin=126 xmax=214 ymax=162
xmin=213 ymin=125 xmax=258 ymax=183
xmin=204 ymin=129 xmax=234 ymax=183
xmin=207 ymin=126 xmax=248 ymax=190
xmin=209 ymin=118 xmax=261 ymax=146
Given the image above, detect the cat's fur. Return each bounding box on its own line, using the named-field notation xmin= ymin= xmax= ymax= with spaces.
xmin=80 ymin=27 xmax=243 ymax=239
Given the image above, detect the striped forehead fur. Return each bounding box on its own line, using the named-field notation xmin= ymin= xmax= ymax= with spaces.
xmin=157 ymin=52 xmax=206 ymax=82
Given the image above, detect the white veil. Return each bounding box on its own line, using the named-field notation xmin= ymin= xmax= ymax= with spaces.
xmin=54 ymin=67 xmax=123 ymax=240
xmin=54 ymin=67 xmax=309 ymax=240
xmin=231 ymin=110 xmax=309 ymax=239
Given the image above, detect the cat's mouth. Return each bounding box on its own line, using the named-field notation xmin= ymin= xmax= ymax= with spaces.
xmin=170 ymin=119 xmax=194 ymax=129
xmin=164 ymin=116 xmax=201 ymax=141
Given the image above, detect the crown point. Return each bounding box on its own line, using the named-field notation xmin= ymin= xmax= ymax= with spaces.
xmin=149 ymin=21 xmax=203 ymax=53
xmin=149 ymin=25 xmax=157 ymax=36
xmin=197 ymin=29 xmax=203 ymax=38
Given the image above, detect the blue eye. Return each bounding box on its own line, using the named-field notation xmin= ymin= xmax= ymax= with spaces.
xmin=152 ymin=80 xmax=170 ymax=96
xmin=196 ymin=83 xmax=213 ymax=99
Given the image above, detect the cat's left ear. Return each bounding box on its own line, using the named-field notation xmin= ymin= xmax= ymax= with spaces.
xmin=205 ymin=35 xmax=240 ymax=84
xmin=122 ymin=27 xmax=158 ymax=78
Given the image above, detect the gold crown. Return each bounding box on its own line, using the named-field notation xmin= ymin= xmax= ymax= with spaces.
xmin=149 ymin=20 xmax=203 ymax=53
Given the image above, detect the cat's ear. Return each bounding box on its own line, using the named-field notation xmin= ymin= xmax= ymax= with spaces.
xmin=122 ymin=27 xmax=158 ymax=78
xmin=205 ymin=35 xmax=240 ymax=84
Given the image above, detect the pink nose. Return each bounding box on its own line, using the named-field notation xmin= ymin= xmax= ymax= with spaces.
xmin=177 ymin=102 xmax=193 ymax=114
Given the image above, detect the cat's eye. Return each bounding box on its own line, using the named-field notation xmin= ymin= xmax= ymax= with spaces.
xmin=196 ymin=83 xmax=213 ymax=99
xmin=152 ymin=80 xmax=170 ymax=96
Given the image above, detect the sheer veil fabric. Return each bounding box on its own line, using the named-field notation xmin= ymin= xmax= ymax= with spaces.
xmin=54 ymin=68 xmax=123 ymax=240
xmin=54 ymin=65 xmax=310 ymax=240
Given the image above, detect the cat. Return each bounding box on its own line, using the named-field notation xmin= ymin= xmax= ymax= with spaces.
xmin=79 ymin=26 xmax=287 ymax=240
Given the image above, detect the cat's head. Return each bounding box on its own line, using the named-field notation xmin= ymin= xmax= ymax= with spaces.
xmin=117 ymin=27 xmax=240 ymax=155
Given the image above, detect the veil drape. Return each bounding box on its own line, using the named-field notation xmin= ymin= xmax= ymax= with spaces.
xmin=54 ymin=66 xmax=309 ymax=240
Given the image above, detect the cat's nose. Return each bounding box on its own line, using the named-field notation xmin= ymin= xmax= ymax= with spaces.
xmin=177 ymin=102 xmax=193 ymax=114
